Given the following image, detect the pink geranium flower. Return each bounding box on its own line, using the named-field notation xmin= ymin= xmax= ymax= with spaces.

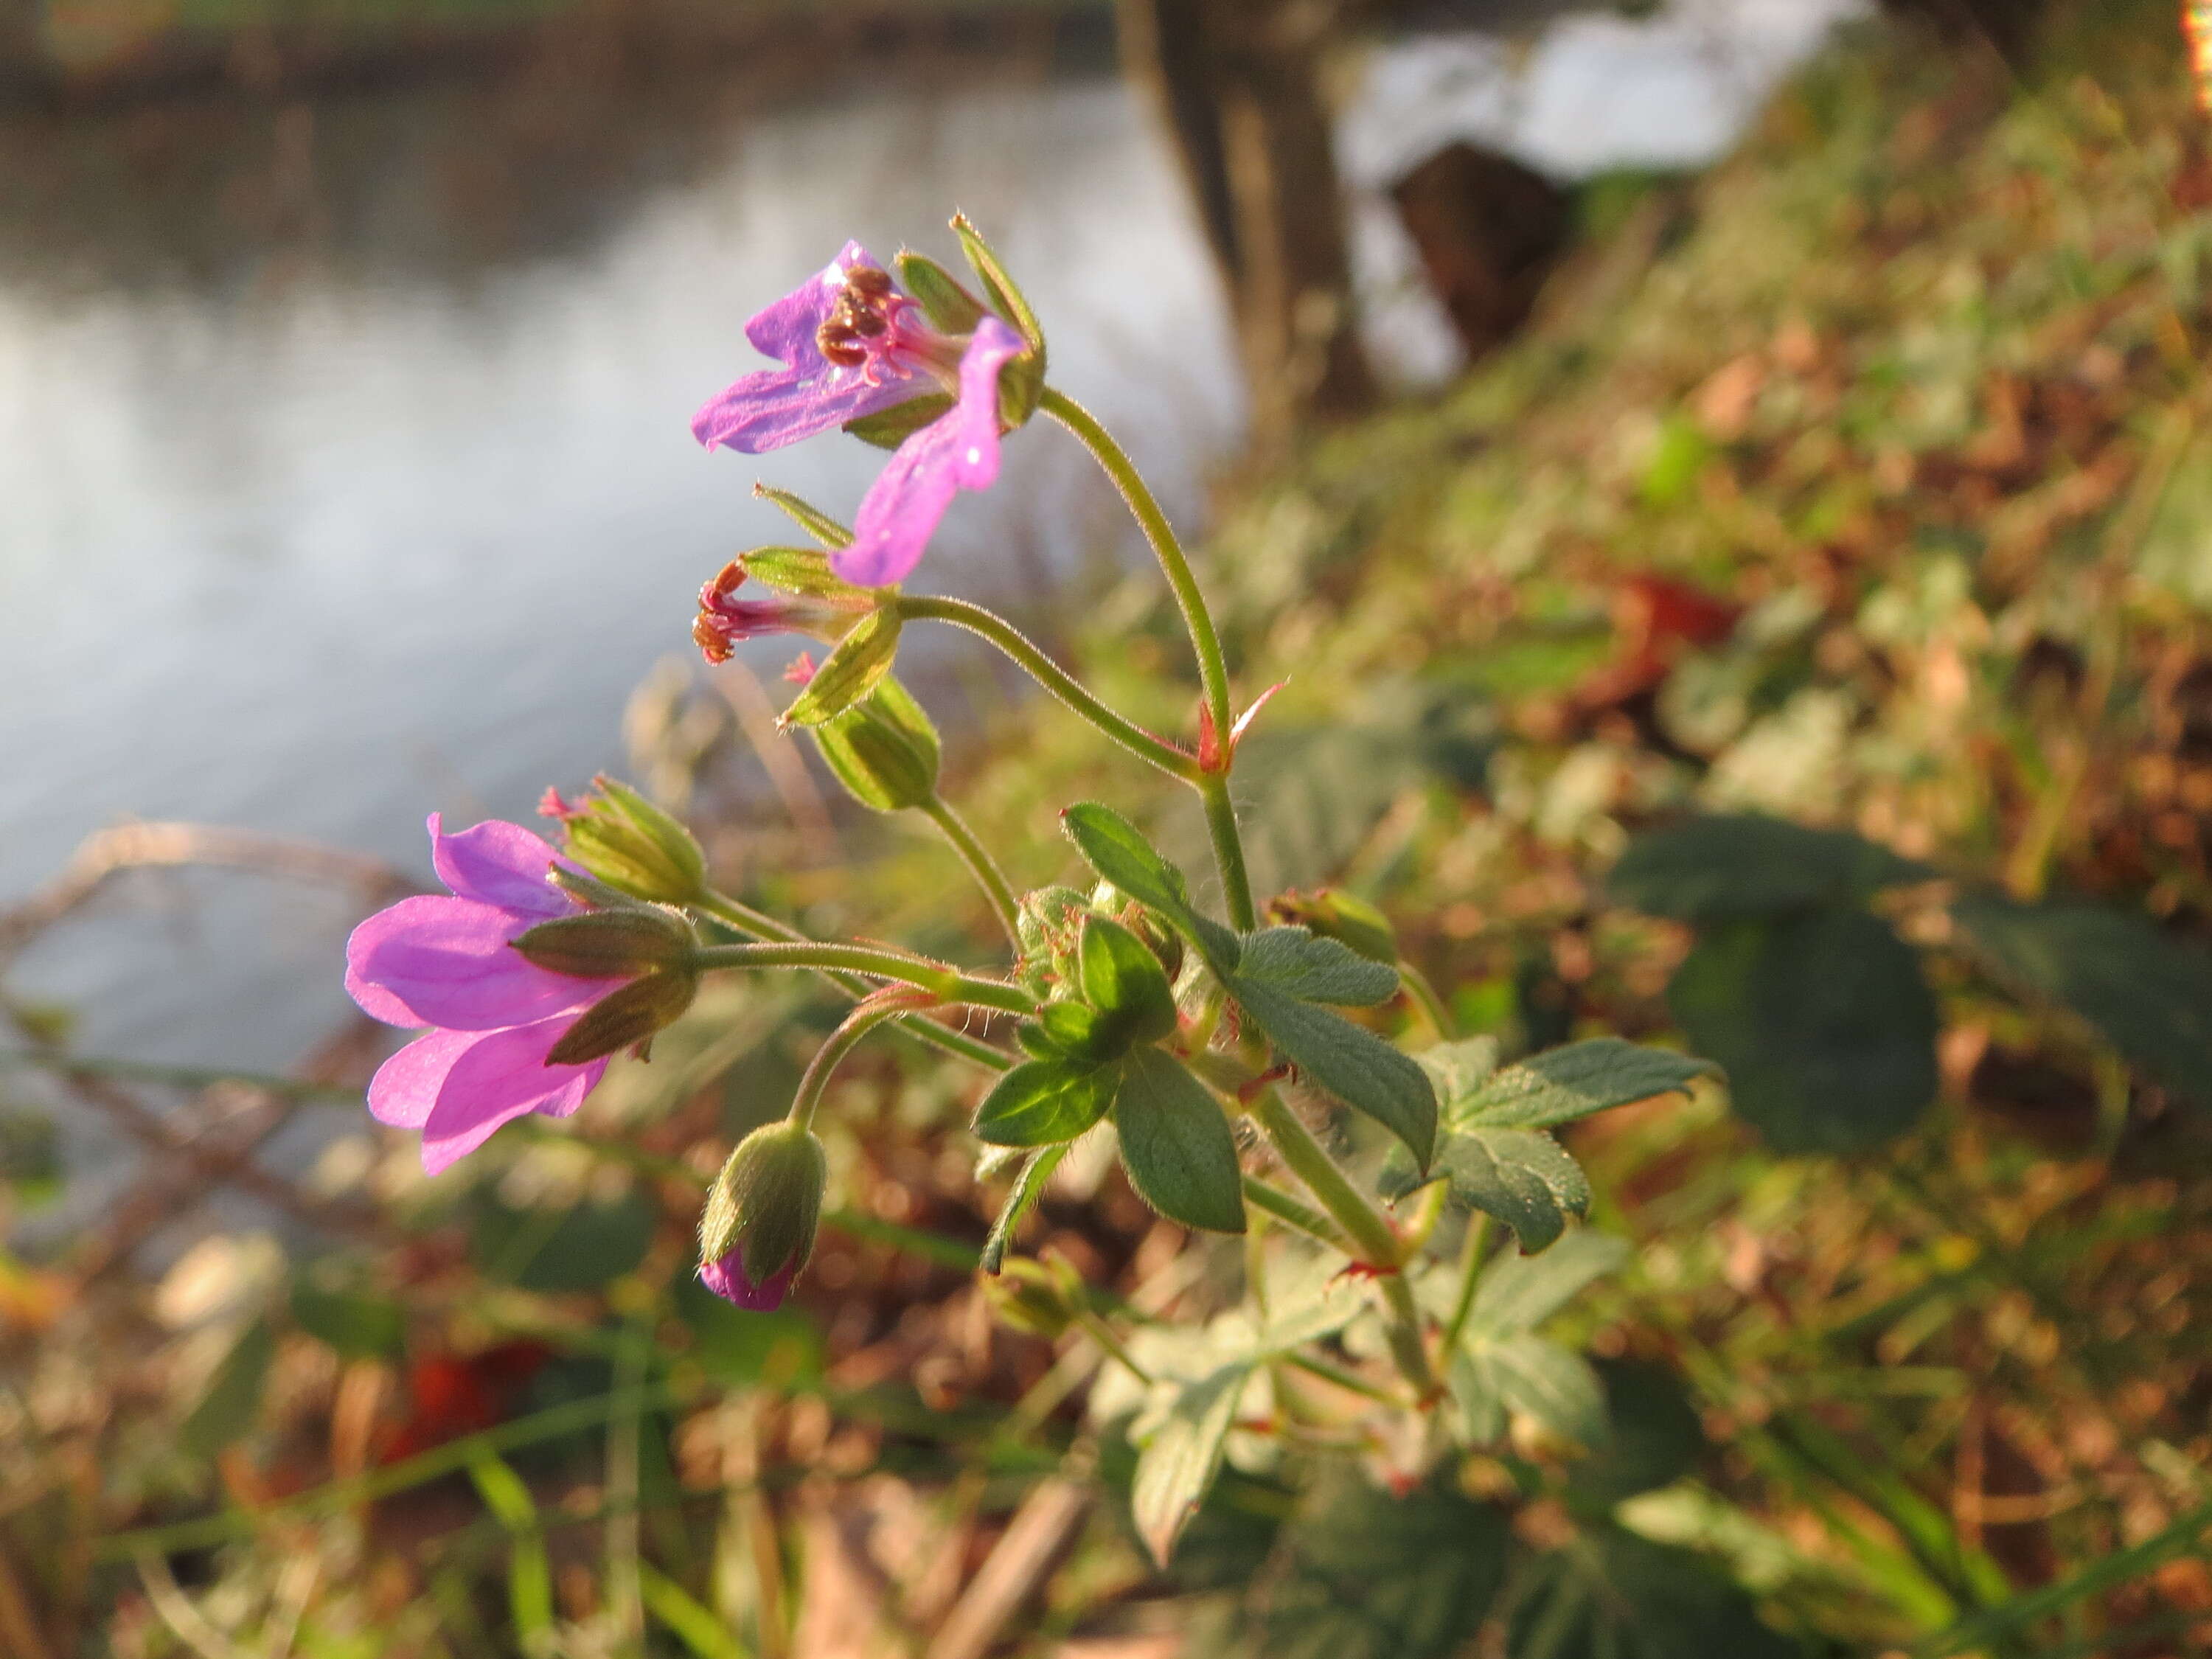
xmin=346 ymin=816 xmax=622 ymax=1175
xmin=692 ymin=240 xmax=1026 ymax=588
xmin=698 ymin=1254 xmax=796 ymax=1312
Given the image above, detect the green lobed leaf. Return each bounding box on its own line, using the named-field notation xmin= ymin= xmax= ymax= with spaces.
xmin=1235 ymin=925 xmax=1401 ymax=1006
xmin=1451 ymin=1038 xmax=1718 ymax=1130
xmin=1483 ymin=1335 xmax=1610 ymax=1448
xmin=1130 ymin=1358 xmax=1250 ymax=1567
xmin=1506 ymin=1529 xmax=1798 ymax=1659
xmin=1468 ymin=1229 xmax=1631 ymax=1336
xmin=1387 ymin=1126 xmax=1590 ymax=1253
xmin=1112 ymin=1047 xmax=1247 ymax=1234
xmin=1609 ymin=813 xmax=1934 ymax=922
xmin=972 ymin=1057 xmax=1120 ymax=1147
xmin=1669 ymin=909 xmax=1938 ymax=1154
xmin=1950 ymin=894 xmax=2212 ymax=1106
xmin=1079 ymin=914 xmax=1179 ymax=1046
xmin=981 ymin=1143 xmax=1071 ymax=1274
xmin=844 ymin=392 xmax=954 ymax=452
xmin=182 ymin=1318 xmax=276 ymax=1458
xmin=1418 ymin=1036 xmax=1502 ymax=1102
xmin=780 ymin=608 xmax=902 ymax=728
xmin=471 ymin=1192 xmax=657 ymax=1293
xmin=1234 ymin=978 xmax=1437 ymax=1167
xmin=289 ymin=1280 xmax=405 ymax=1361
xmin=752 ymin=485 xmax=852 ymax=549
xmin=1254 ymin=1471 xmax=1512 ymax=1659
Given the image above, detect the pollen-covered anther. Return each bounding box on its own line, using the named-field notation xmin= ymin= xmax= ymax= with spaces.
xmin=814 ymin=266 xmax=928 ymax=384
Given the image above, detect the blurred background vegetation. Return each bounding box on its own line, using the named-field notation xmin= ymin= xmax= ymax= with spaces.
xmin=6 ymin=0 xmax=2212 ymax=1654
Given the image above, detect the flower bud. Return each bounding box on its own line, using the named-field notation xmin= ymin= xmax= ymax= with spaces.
xmin=1267 ymin=888 xmax=1399 ymax=966
xmin=544 ymin=968 xmax=700 ymax=1065
xmin=552 ymin=777 xmax=709 ymax=905
xmin=698 ymin=1121 xmax=827 ymax=1310
xmin=808 ymin=675 xmax=941 ymax=813
xmin=1015 ymin=886 xmax=1091 ymax=996
xmin=512 ymin=907 xmax=696 ymax=978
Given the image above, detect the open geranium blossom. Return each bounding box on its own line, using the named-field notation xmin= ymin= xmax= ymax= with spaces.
xmin=346 ymin=816 xmax=621 ymax=1175
xmin=691 ymin=240 xmax=1027 ymax=588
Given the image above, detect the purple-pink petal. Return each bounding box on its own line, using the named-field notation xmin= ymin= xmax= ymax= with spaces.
xmin=345 ymin=894 xmax=615 ymax=1032
xmin=836 ymin=318 xmax=1025 ymax=587
xmin=428 ymin=813 xmax=569 ymax=917
xmin=692 ymin=240 xmax=924 ymax=455
xmin=411 ymin=1015 xmax=610 ymax=1176
xmin=699 ymin=1253 xmax=796 ymax=1310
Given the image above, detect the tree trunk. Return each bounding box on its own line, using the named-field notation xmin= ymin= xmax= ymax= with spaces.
xmin=1117 ymin=0 xmax=1377 ymax=451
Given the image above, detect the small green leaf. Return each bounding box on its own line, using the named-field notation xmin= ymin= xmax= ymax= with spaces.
xmin=895 ymin=249 xmax=990 ymax=333
xmin=1468 ymin=1229 xmax=1630 ymax=1335
xmin=182 ymin=1318 xmax=275 ymax=1458
xmin=741 ymin=545 xmax=865 ymax=600
xmin=781 ymin=608 xmax=902 ymax=728
xmin=1951 ymin=894 xmax=2212 ymax=1106
xmin=973 ymin=1057 xmax=1119 ymax=1147
xmin=289 ymin=1281 xmax=405 ymax=1361
xmin=1669 ymin=909 xmax=1937 ymax=1154
xmin=1113 ymin=1048 xmax=1246 ymax=1234
xmin=1080 ymin=914 xmax=1178 ymax=1046
xmin=1609 ymin=813 xmax=1934 ymax=922
xmin=981 ymin=1143 xmax=1071 ymax=1274
xmin=1235 ymin=925 xmax=1400 ymax=1006
xmin=844 ymin=392 xmax=954 ymax=451
xmin=1388 ymin=1126 xmax=1590 ymax=1252
xmin=1062 ymin=802 xmax=1239 ymax=973
xmin=753 ymin=485 xmax=853 ymax=549
xmin=1018 ymin=1000 xmax=1114 ymax=1062
xmin=1130 ymin=1359 xmax=1250 ymax=1566
xmin=1484 ymin=1335 xmax=1609 ymax=1448
xmin=1233 ymin=979 xmax=1436 ymax=1167
xmin=1452 ymin=1038 xmax=1717 ymax=1130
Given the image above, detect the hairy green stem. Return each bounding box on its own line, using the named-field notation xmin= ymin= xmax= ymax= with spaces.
xmin=692 ymin=942 xmax=1033 ymax=1016
xmin=896 ymin=594 xmax=1197 ymax=780
xmin=1438 ymin=1212 xmax=1494 ymax=1360
xmin=694 ymin=893 xmax=1009 ymax=1072
xmin=789 ymin=1002 xmax=908 ymax=1130
xmin=1249 ymin=1091 xmax=1402 ymax=1268
xmin=917 ymin=793 xmax=1023 ymax=952
xmin=1251 ymin=1089 xmax=1436 ymax=1394
xmin=1043 ymin=386 xmax=1257 ymax=929
xmin=1399 ymin=962 xmax=1455 ymax=1041
xmin=1242 ymin=1175 xmax=1357 ymax=1254
xmin=1281 ymin=1352 xmax=1413 ymax=1411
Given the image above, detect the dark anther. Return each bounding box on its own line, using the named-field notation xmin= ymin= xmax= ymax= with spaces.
xmin=846 ymin=265 xmax=894 ymax=297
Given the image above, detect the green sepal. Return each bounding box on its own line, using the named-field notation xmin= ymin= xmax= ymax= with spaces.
xmin=844 ymin=393 xmax=955 ymax=452
xmin=740 ymin=546 xmax=869 ymax=602
xmin=753 ymin=485 xmax=853 ymax=549
xmin=810 ymin=675 xmax=942 ymax=812
xmin=980 ymin=1143 xmax=1071 ymax=1275
xmin=512 ymin=907 xmax=695 ymax=978
xmin=781 ymin=608 xmax=902 ymax=728
xmin=973 ymin=1057 xmax=1121 ymax=1147
xmin=896 ymin=248 xmax=990 ymax=333
xmin=545 ymin=970 xmax=699 ymax=1065
xmin=558 ymin=777 xmax=710 ymax=905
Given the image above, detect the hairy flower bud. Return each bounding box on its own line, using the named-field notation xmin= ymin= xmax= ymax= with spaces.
xmin=1267 ymin=888 xmax=1399 ymax=966
xmin=549 ymin=777 xmax=709 ymax=906
xmin=808 ymin=675 xmax=942 ymax=813
xmin=698 ymin=1122 xmax=828 ymax=1311
xmin=1015 ymin=886 xmax=1092 ymax=996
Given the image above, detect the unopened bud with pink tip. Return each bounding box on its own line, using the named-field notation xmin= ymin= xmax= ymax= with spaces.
xmin=698 ymin=1121 xmax=827 ymax=1311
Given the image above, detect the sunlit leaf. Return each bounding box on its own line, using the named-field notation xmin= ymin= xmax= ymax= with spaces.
xmin=1130 ymin=1359 xmax=1251 ymax=1566
xmin=1113 ymin=1048 xmax=1245 ymax=1234
xmin=1451 ymin=1038 xmax=1717 ymax=1130
xmin=972 ymin=1057 xmax=1120 ymax=1147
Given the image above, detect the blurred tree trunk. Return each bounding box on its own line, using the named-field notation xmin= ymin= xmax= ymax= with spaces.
xmin=1117 ymin=0 xmax=1377 ymax=451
